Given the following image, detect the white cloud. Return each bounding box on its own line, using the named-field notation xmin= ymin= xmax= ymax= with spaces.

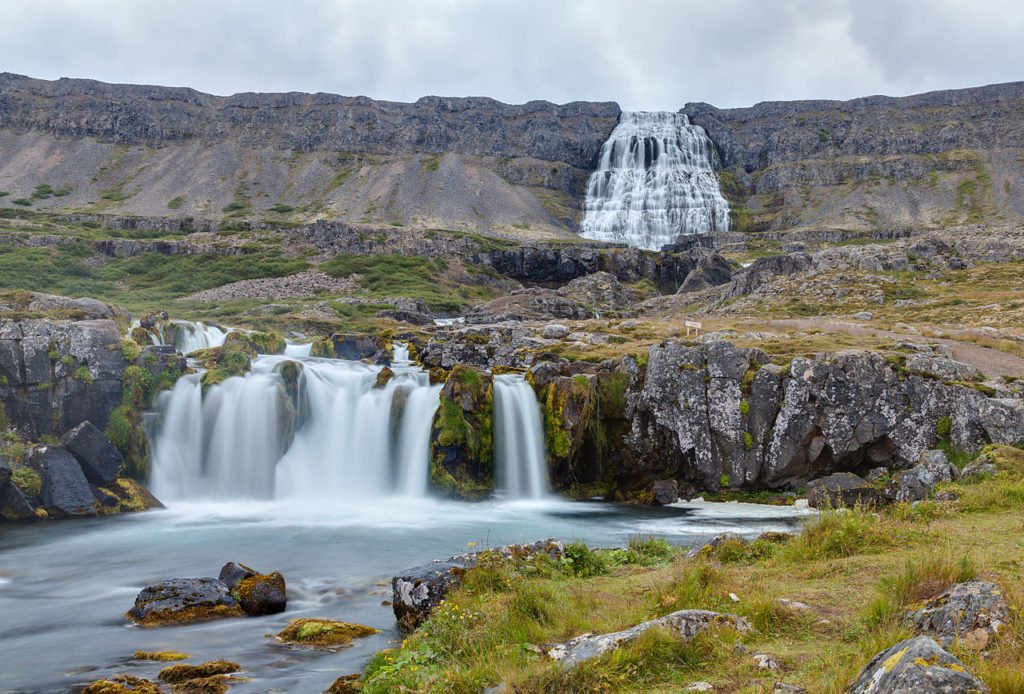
xmin=0 ymin=0 xmax=1019 ymax=110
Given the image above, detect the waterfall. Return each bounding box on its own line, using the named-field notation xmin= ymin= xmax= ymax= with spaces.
xmin=493 ymin=375 xmax=549 ymax=500
xmin=392 ymin=342 xmax=411 ymax=364
xmin=150 ymin=355 xmax=440 ymax=501
xmin=580 ymin=111 xmax=730 ymax=250
xmin=172 ymin=321 xmax=228 ymax=354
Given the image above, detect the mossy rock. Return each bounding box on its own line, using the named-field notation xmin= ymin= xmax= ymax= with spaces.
xmin=310 ymin=337 xmax=335 ymax=358
xmin=158 ymin=661 xmax=240 ymax=684
xmin=126 ymin=578 xmax=244 ymax=627
xmin=429 ymin=364 xmax=494 ymax=499
xmin=195 ymin=344 xmax=253 ymax=392
xmin=133 ymin=650 xmax=189 ymax=662
xmin=224 ymin=330 xmax=286 ymax=355
xmin=374 ymin=367 xmax=395 ymax=389
xmin=326 ymin=674 xmax=363 ymax=693
xmin=130 ymin=327 xmax=153 ymax=346
xmin=82 ymin=675 xmax=162 ymax=693
xmin=95 ymin=478 xmax=164 ymax=515
xmin=235 ymin=572 xmax=287 ymax=616
xmin=276 ymin=618 xmax=379 ymax=650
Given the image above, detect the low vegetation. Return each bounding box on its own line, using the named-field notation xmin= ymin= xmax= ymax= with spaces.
xmin=359 ymin=447 xmax=1024 ymax=692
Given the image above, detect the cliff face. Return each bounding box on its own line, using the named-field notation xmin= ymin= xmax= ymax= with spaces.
xmin=0 ymin=73 xmax=619 ymax=235
xmin=685 ymin=82 xmax=1024 ymax=232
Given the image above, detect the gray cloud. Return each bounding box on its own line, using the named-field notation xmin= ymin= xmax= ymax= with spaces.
xmin=0 ymin=0 xmax=1020 ymax=110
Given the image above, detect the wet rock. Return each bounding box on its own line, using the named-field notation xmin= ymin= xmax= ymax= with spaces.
xmin=326 ymin=674 xmax=364 ymax=693
xmin=158 ymin=661 xmax=240 ymax=683
xmin=29 ymin=446 xmax=96 ymax=517
xmin=217 ymin=562 xmax=287 ymax=616
xmin=882 ymin=451 xmax=957 ymax=503
xmin=429 ymin=365 xmax=495 ymax=499
xmin=82 ymin=674 xmax=163 ymax=693
xmin=806 ymin=473 xmax=878 ymax=509
xmin=907 ymin=580 xmax=1008 ymax=648
xmin=392 ymin=540 xmax=563 ymax=631
xmin=652 ymin=479 xmax=679 ymax=506
xmin=60 ymin=420 xmax=123 ymax=485
xmin=0 ymin=456 xmax=8 ymax=487
xmin=0 ymin=478 xmax=36 ymax=520
xmin=960 ymin=456 xmax=998 ymax=479
xmin=276 ymin=618 xmax=379 ymax=650
xmin=315 ymin=332 xmax=390 ymax=364
xmin=127 ymin=577 xmax=243 ymax=627
xmin=847 ymin=636 xmax=988 ymax=693
xmin=547 ymin=609 xmax=751 ymax=668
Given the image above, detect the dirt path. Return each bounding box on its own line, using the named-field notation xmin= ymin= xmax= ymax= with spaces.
xmin=768 ymin=318 xmax=1024 ymax=380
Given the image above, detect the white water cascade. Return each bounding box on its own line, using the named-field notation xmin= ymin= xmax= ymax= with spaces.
xmin=172 ymin=321 xmax=228 ymax=353
xmin=151 ymin=355 xmax=443 ymax=501
xmin=493 ymin=375 xmax=550 ymax=500
xmin=580 ymin=111 xmax=730 ymax=250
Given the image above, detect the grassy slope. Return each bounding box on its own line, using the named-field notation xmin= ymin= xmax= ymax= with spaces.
xmin=360 ymin=446 xmax=1024 ymax=693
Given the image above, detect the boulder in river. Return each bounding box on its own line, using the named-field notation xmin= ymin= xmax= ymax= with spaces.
xmin=276 ymin=618 xmax=379 ymax=650
xmin=126 ymin=577 xmax=243 ymax=627
xmin=29 ymin=446 xmax=96 ymax=517
xmin=219 ymin=562 xmax=287 ymax=616
xmin=60 ymin=420 xmax=124 ymax=485
xmin=847 ymin=636 xmax=988 ymax=693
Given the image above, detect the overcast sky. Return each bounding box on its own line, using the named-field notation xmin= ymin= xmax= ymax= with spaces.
xmin=1 ymin=0 xmax=1021 ymax=110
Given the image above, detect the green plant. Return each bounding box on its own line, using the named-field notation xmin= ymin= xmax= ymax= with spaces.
xmin=167 ymin=196 xmax=185 ymax=210
xmin=563 ymin=542 xmax=609 ymax=578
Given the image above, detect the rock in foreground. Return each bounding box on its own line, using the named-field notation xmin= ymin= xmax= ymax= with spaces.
xmin=907 ymin=580 xmax=1008 ymax=649
xmin=847 ymin=635 xmax=988 ymax=693
xmin=392 ymin=540 xmax=564 ymax=631
xmin=547 ymin=609 xmax=751 ymax=668
xmin=218 ymin=561 xmax=287 ymax=616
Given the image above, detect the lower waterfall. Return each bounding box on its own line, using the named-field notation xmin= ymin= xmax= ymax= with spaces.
xmin=493 ymin=375 xmax=549 ymax=500
xmin=148 ymin=352 xmax=550 ymax=502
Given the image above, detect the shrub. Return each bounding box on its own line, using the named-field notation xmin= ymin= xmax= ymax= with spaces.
xmin=563 ymin=542 xmax=609 ymax=578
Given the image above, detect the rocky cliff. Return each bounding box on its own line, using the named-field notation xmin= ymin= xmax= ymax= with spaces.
xmin=0 ymin=73 xmax=618 ymax=235
xmin=685 ymin=82 xmax=1024 ymax=232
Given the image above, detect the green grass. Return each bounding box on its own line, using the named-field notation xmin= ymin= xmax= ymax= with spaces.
xmin=167 ymin=196 xmax=185 ymax=210
xmin=358 ymin=452 xmax=1024 ymax=692
xmin=0 ymin=243 xmax=307 ymax=313
xmin=321 ymin=253 xmax=497 ymax=313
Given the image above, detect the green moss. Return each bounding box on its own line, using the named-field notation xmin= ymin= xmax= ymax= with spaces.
xmin=74 ymin=365 xmax=94 ymax=384
xmin=106 ymin=361 xmax=185 ymax=480
xmin=276 ymin=618 xmax=379 ymax=649
xmin=11 ymin=464 xmax=42 ymax=496
xmin=157 ymin=661 xmax=240 ymax=683
xmin=167 ymin=196 xmax=185 ymax=210
xmin=133 ymin=651 xmax=190 ymax=662
xmin=310 ymin=337 xmax=335 ymax=358
xmin=224 ymin=330 xmax=286 ymax=355
xmin=739 ymin=399 xmax=750 ymax=416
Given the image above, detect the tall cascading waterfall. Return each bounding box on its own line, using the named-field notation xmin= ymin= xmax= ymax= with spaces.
xmin=150 ymin=354 xmax=442 ymax=501
xmin=580 ymin=111 xmax=730 ymax=250
xmin=492 ymin=375 xmax=550 ymax=500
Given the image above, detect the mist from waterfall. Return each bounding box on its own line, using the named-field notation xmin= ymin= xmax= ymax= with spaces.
xmin=580 ymin=111 xmax=730 ymax=250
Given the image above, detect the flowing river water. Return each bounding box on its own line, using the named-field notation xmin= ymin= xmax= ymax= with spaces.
xmin=0 ymin=336 xmax=812 ymax=692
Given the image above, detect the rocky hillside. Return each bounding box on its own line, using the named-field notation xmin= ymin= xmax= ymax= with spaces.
xmin=0 ymin=73 xmax=618 ymax=236
xmin=685 ymin=82 xmax=1024 ymax=232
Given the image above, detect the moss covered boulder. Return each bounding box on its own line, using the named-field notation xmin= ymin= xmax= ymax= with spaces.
xmin=224 ymin=330 xmax=286 ymax=355
xmin=847 ymin=636 xmax=987 ymax=693
xmin=218 ymin=561 xmax=287 ymax=616
xmin=276 ymin=618 xmax=379 ymax=650
xmin=126 ymin=577 xmax=243 ymax=627
xmin=193 ymin=344 xmax=253 ymax=393
xmin=82 ymin=675 xmax=162 ymax=693
xmin=429 ymin=364 xmax=494 ymax=499
xmin=311 ymin=332 xmax=391 ymax=365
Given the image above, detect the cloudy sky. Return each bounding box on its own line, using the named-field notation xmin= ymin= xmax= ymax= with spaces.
xmin=1 ymin=0 xmax=1021 ymax=110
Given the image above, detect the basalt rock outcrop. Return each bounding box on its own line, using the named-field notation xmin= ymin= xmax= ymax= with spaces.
xmin=429 ymin=365 xmax=494 ymax=499
xmin=686 ymin=82 xmax=1024 ymax=232
xmin=622 ymin=341 xmax=1015 ymax=493
xmin=0 ymin=73 xmax=618 ymax=230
